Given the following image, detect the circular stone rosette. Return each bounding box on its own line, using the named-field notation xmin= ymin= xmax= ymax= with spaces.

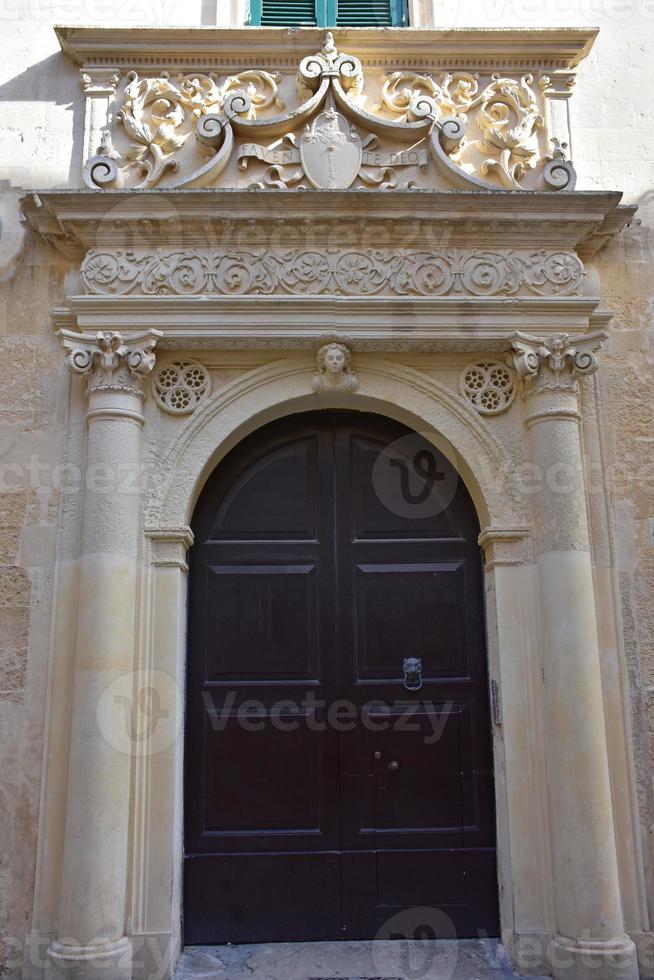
xmin=152 ymin=360 xmax=212 ymax=415
xmin=459 ymin=360 xmax=516 ymax=416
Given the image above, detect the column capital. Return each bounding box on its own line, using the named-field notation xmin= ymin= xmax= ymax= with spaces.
xmin=80 ymin=67 xmax=121 ymax=96
xmin=510 ymin=330 xmax=607 ymax=394
xmin=59 ymin=329 xmax=161 ymax=396
xmin=538 ymin=69 xmax=577 ymax=99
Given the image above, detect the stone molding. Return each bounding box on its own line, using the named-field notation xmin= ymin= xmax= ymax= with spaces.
xmin=478 ymin=526 xmax=533 ymax=568
xmin=145 ymin=526 xmax=194 ymax=570
xmin=56 ymin=25 xmax=598 ymax=71
xmin=22 ymin=188 xmax=634 ymax=259
xmin=80 ymin=248 xmax=585 ymax=299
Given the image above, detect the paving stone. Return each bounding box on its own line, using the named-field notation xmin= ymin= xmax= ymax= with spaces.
xmin=175 ymin=940 xmax=550 ymax=980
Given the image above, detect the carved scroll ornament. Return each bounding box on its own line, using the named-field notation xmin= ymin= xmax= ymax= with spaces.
xmin=84 ymin=32 xmax=575 ymax=193
xmin=80 ymin=248 xmax=584 ymax=298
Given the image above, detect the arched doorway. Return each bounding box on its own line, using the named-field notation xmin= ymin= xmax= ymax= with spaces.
xmin=184 ymin=410 xmax=498 ymax=944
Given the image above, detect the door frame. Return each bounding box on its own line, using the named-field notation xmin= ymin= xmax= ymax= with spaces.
xmin=124 ymin=356 xmax=553 ymax=980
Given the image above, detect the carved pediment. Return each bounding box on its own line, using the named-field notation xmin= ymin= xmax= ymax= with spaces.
xmin=62 ymin=26 xmax=597 ymax=194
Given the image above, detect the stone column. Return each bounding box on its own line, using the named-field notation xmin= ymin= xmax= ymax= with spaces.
xmin=511 ymin=332 xmax=638 ymax=980
xmin=47 ymin=330 xmax=160 ymax=980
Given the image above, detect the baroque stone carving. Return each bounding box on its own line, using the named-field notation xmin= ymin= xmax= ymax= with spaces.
xmin=152 ymin=360 xmax=212 ymax=414
xmin=59 ymin=329 xmax=159 ymax=394
xmin=460 ymin=361 xmax=516 ymax=415
xmin=81 ymin=249 xmax=584 ymax=298
xmin=115 ymin=68 xmax=281 ymax=188
xmin=312 ymin=339 xmax=358 ymax=392
xmin=84 ymin=32 xmax=573 ymax=193
xmin=382 ymin=69 xmax=546 ymax=189
xmin=511 ymin=331 xmax=607 ymax=391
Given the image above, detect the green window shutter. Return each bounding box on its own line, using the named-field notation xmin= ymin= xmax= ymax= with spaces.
xmin=248 ymin=0 xmax=408 ymax=26
xmin=334 ymin=0 xmax=407 ymax=25
xmin=249 ymin=0 xmax=319 ymax=25
xmin=262 ymin=0 xmax=318 ymax=24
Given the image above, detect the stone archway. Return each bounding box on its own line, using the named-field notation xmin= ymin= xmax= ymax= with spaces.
xmin=134 ymin=358 xmax=536 ymax=979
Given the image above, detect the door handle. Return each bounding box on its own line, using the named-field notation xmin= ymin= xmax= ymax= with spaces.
xmin=388 ymin=760 xmax=400 ymax=773
xmin=403 ymin=656 xmax=423 ymax=691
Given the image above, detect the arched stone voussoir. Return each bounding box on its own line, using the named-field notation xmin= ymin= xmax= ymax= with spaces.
xmin=147 ymin=356 xmax=523 ymax=533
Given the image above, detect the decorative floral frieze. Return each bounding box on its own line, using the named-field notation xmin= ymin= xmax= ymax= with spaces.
xmin=60 ymin=329 xmax=160 ymax=395
xmin=511 ymin=330 xmax=607 ymax=392
xmin=84 ymin=32 xmax=574 ymax=193
xmin=460 ymin=361 xmax=516 ymax=415
xmin=152 ymin=360 xmax=212 ymax=414
xmin=80 ymin=248 xmax=584 ymax=299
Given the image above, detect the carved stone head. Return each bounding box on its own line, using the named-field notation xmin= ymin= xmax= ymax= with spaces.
xmin=319 ymin=342 xmax=350 ymax=375
xmin=312 ymin=339 xmax=358 ymax=393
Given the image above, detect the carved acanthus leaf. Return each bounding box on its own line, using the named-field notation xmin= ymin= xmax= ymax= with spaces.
xmin=116 ymin=68 xmax=281 ymax=188
xmin=383 ymin=70 xmax=545 ymax=189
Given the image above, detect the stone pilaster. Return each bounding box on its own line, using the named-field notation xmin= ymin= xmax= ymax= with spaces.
xmin=80 ymin=68 xmax=120 ymax=165
xmin=47 ymin=330 xmax=160 ymax=980
xmin=510 ymin=332 xmax=638 ymax=980
xmin=539 ymin=70 xmax=577 ymax=189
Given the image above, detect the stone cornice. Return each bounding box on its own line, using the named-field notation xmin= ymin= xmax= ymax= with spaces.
xmin=55 ymin=25 xmax=598 ymax=72
xmin=22 ymin=188 xmax=631 ymax=254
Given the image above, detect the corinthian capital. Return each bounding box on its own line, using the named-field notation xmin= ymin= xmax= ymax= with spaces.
xmin=511 ymin=331 xmax=607 ymax=391
xmin=59 ymin=329 xmax=161 ymax=395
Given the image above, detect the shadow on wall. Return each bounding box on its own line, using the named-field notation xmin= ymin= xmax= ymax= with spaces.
xmin=0 ymin=51 xmax=84 ymax=188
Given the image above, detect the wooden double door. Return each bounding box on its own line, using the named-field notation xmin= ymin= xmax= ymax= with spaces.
xmin=184 ymin=411 xmax=498 ymax=944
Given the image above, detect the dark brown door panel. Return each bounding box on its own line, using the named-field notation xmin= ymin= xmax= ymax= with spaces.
xmin=185 ymin=412 xmax=498 ymax=943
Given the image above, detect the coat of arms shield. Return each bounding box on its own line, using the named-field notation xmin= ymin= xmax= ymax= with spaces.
xmin=300 ymin=108 xmax=363 ymax=190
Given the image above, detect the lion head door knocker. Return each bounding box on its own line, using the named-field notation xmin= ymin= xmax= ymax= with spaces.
xmin=402 ymin=656 xmax=423 ymax=692
xmin=312 ymin=339 xmax=358 ymax=393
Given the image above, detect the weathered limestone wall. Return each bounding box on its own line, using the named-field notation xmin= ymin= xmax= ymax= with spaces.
xmin=0 ymin=4 xmax=201 ymax=973
xmin=0 ymin=1 xmax=652 ymax=978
